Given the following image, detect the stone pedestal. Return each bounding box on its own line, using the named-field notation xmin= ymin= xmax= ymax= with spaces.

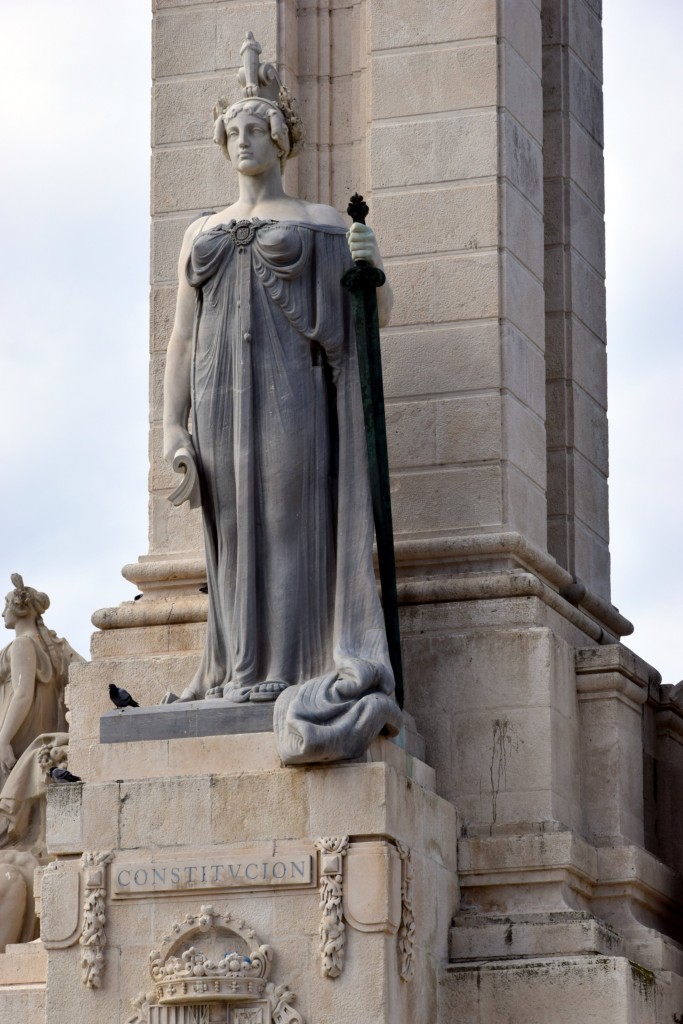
xmin=38 ymin=733 xmax=457 ymax=1024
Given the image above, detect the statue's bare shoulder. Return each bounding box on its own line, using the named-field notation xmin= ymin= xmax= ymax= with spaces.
xmin=202 ymin=200 xmax=347 ymax=230
xmin=302 ymin=202 xmax=347 ymax=229
xmin=181 ymin=215 xmax=210 ymax=253
xmin=9 ymin=635 xmax=36 ymax=659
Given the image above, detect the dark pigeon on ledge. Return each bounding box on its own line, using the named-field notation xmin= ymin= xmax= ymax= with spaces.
xmin=109 ymin=683 xmax=140 ymax=710
xmin=50 ymin=766 xmax=82 ymax=783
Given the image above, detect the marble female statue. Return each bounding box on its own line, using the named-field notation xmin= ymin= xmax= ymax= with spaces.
xmin=163 ymin=33 xmax=402 ymax=763
xmin=0 ymin=574 xmax=83 ymax=950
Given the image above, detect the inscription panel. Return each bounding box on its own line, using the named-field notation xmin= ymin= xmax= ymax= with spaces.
xmin=112 ymin=846 xmax=315 ymax=897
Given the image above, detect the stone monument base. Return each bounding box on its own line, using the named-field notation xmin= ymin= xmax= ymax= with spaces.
xmin=36 ymin=729 xmax=457 ymax=1024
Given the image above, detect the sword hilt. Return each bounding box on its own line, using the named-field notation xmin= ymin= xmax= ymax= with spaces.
xmin=347 ymin=193 xmax=370 ymax=268
xmin=347 ymin=192 xmax=368 ymax=225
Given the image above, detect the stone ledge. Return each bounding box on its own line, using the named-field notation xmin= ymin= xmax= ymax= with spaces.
xmin=439 ymin=955 xmax=670 ymax=1023
xmin=99 ymin=702 xmax=426 ymax=761
xmin=449 ymin=910 xmax=626 ymax=962
xmin=100 ymin=699 xmax=272 ymax=744
xmin=93 ymin=568 xmax=622 ymax=649
xmin=457 ymin=831 xmax=683 ymax=973
xmin=102 ymin=530 xmax=634 ymax=640
xmin=576 ymin=644 xmax=659 ymax=688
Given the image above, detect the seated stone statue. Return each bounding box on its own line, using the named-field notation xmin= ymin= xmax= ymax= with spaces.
xmin=163 ymin=33 xmax=402 ymax=764
xmin=0 ymin=574 xmax=83 ymax=951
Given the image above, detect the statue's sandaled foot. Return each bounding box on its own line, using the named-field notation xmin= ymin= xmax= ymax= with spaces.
xmin=222 ymin=681 xmax=289 ymax=704
xmin=249 ymin=681 xmax=289 ymax=703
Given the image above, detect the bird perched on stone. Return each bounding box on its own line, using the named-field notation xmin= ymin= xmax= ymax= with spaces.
xmin=50 ymin=766 xmax=82 ymax=783
xmin=109 ymin=683 xmax=139 ymax=710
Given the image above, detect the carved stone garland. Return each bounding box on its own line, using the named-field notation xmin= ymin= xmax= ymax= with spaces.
xmin=313 ymin=836 xmax=349 ymax=979
xmin=80 ymin=850 xmax=114 ymax=988
xmin=126 ymin=905 xmax=303 ymax=1024
xmin=396 ymin=841 xmax=415 ymax=982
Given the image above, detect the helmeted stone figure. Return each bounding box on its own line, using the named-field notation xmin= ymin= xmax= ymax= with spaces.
xmin=163 ymin=33 xmax=402 ymax=763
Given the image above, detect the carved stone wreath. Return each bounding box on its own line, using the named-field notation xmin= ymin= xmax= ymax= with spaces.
xmin=127 ymin=906 xmax=302 ymax=1024
xmin=228 ymin=220 xmax=257 ymax=247
xmin=222 ymin=218 xmax=276 ymax=249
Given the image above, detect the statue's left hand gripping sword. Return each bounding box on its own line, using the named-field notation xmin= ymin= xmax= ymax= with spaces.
xmin=342 ymin=193 xmax=404 ymax=709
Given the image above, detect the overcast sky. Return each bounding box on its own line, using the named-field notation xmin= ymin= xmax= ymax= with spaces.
xmin=0 ymin=1 xmax=680 ymax=683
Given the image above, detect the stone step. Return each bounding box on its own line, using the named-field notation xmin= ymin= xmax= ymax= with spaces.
xmin=0 ymin=941 xmax=47 ymax=986
xmin=449 ymin=911 xmax=627 ymax=963
xmin=439 ymin=955 xmax=669 ymax=1023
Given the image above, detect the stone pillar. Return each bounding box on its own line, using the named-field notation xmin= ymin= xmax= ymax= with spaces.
xmin=542 ymin=0 xmax=610 ymax=599
xmin=369 ymin=0 xmax=548 ymax=552
xmin=576 ymin=645 xmax=649 ymax=845
xmin=646 ymin=688 xmax=683 ymax=877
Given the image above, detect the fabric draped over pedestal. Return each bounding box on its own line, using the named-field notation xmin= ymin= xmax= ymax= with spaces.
xmin=187 ymin=220 xmax=401 ymax=762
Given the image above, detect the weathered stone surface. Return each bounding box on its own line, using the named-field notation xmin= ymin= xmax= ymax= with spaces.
xmin=391 ymin=465 xmax=502 ymax=535
xmin=372 ymin=183 xmax=498 ymax=259
xmin=370 ymin=113 xmax=498 ymax=189
xmin=504 ymin=182 xmax=545 ymax=279
xmin=372 ymin=43 xmax=497 ymax=119
xmin=389 ymin=253 xmax=499 ymax=327
xmin=440 ymin=956 xmax=663 ymax=1023
xmin=503 ymin=0 xmax=543 ymax=73
xmin=100 ymin=699 xmax=273 ymax=744
xmin=153 ymin=9 xmax=217 ymax=78
xmin=385 ymin=394 xmax=502 ymax=470
xmin=0 ymin=980 xmax=45 ymax=1024
xmin=369 ymin=0 xmax=497 ymax=49
xmin=382 ymin=323 xmax=501 ymax=399
xmin=501 ymin=114 xmax=543 ymax=210
xmin=501 ymin=41 xmax=543 ymax=142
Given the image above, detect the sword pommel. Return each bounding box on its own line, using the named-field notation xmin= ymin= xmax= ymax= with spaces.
xmin=347 ymin=193 xmax=369 ymax=225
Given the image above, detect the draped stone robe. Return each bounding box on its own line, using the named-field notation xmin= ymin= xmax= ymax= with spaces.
xmin=187 ymin=219 xmax=401 ymax=762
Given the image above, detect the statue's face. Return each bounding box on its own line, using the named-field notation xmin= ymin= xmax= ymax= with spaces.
xmin=225 ymin=112 xmax=280 ymax=175
xmin=2 ymin=595 xmax=17 ymax=630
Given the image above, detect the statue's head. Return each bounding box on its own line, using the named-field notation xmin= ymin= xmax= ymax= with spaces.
xmin=3 ymin=573 xmax=49 ymax=629
xmin=214 ymin=99 xmax=293 ymax=172
xmin=213 ymin=32 xmax=304 ymax=173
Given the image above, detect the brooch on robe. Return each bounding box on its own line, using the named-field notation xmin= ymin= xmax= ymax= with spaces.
xmin=223 ymin=218 xmax=277 ymax=250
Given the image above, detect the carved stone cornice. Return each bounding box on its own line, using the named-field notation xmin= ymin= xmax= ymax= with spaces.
xmin=94 ymin=531 xmax=633 ymax=646
xmin=575 ymin=644 xmax=657 ymax=710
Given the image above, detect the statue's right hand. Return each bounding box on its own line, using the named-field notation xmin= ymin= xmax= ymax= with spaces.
xmin=0 ymin=741 xmax=15 ymax=773
xmin=163 ymin=426 xmax=193 ymax=465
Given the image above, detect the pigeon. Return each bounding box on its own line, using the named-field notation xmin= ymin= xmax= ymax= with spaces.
xmin=109 ymin=683 xmax=139 ymax=710
xmin=50 ymin=766 xmax=82 ymax=783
